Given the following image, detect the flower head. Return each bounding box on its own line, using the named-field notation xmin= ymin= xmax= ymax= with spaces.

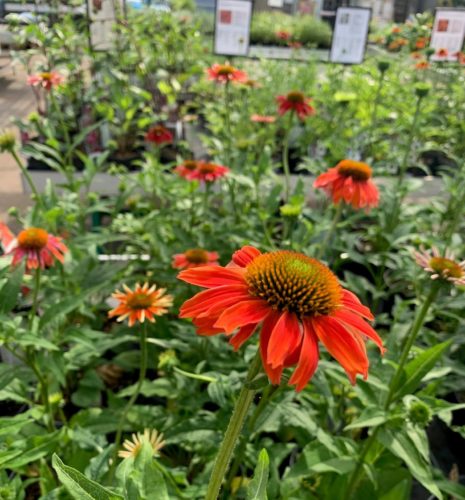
xmin=415 ymin=37 xmax=427 ymax=49
xmin=1 ymin=225 xmax=68 ymax=271
xmin=188 ymin=162 xmax=229 ymax=183
xmin=436 ymin=48 xmax=448 ymax=58
xmin=250 ymin=114 xmax=276 ymax=124
xmin=172 ymin=248 xmax=219 ymax=269
xmin=314 ymin=159 xmax=379 ymax=210
xmin=206 ymin=63 xmax=248 ymax=84
xmin=288 ymin=41 xmax=302 ymax=49
xmin=413 ymin=247 xmax=465 ymax=286
xmin=276 ymin=30 xmax=291 ymax=40
xmin=178 ymin=246 xmax=384 ymax=391
xmin=27 ymin=71 xmax=64 ymax=91
xmin=145 ymin=125 xmax=173 ymax=146
xmin=276 ymin=91 xmax=315 ymax=120
xmin=410 ymin=51 xmax=422 ymax=60
xmin=0 ymin=130 xmax=16 ymax=153
xmin=108 ymin=282 xmax=173 ymax=327
xmin=118 ymin=429 xmax=165 ymax=459
xmin=173 ymin=159 xmax=200 ymax=180
xmin=455 ymin=51 xmax=465 ymax=65
xmin=415 ymin=60 xmax=430 ymax=70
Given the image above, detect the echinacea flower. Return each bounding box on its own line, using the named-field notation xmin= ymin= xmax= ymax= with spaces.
xmin=455 ymin=51 xmax=465 ymax=64
xmin=0 ymin=225 xmax=68 ymax=271
xmin=391 ymin=25 xmax=401 ymax=34
xmin=174 ymin=159 xmax=200 ymax=180
xmin=172 ymin=248 xmax=219 ymax=269
xmin=27 ymin=71 xmax=64 ymax=91
xmin=250 ymin=114 xmax=276 ymax=124
xmin=206 ymin=63 xmax=248 ymax=84
xmin=413 ymin=247 xmax=465 ymax=286
xmin=118 ymin=429 xmax=165 ymax=459
xmin=145 ymin=125 xmax=173 ymax=145
xmin=436 ymin=48 xmax=448 ymax=58
xmin=415 ymin=37 xmax=427 ymax=49
xmin=108 ymin=282 xmax=173 ymax=327
xmin=188 ymin=162 xmax=229 ymax=183
xmin=314 ymin=159 xmax=379 ymax=210
xmin=276 ymin=91 xmax=315 ymax=120
xmin=276 ymin=30 xmax=291 ymax=40
xmin=410 ymin=51 xmax=422 ymax=60
xmin=415 ymin=60 xmax=430 ymax=70
xmin=178 ymin=246 xmax=384 ymax=391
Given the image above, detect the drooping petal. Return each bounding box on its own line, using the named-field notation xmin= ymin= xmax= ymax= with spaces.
xmin=214 ymin=299 xmax=270 ymax=333
xmin=231 ymin=246 xmax=261 ymax=268
xmin=229 ymin=323 xmax=257 ymax=350
xmin=192 ymin=316 xmax=225 ymax=336
xmin=178 ymin=266 xmax=246 ymax=288
xmin=267 ymin=311 xmax=302 ymax=369
xmin=288 ymin=319 xmax=319 ymax=391
xmin=259 ymin=310 xmax=283 ymax=384
xmin=341 ymin=289 xmax=374 ymax=320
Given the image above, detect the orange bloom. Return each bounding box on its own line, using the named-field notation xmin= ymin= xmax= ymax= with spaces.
xmin=108 ymin=282 xmax=173 ymax=327
xmin=178 ymin=246 xmax=384 ymax=391
xmin=250 ymin=114 xmax=276 ymax=123
xmin=288 ymin=41 xmax=302 ymax=49
xmin=455 ymin=51 xmax=465 ymax=64
xmin=314 ymin=160 xmax=379 ymax=210
xmin=410 ymin=51 xmax=422 ymax=60
xmin=173 ymin=160 xmax=200 ymax=180
xmin=188 ymin=162 xmax=229 ymax=183
xmin=397 ymin=38 xmax=408 ymax=46
xmin=391 ymin=25 xmax=401 ymax=34
xmin=206 ymin=63 xmax=248 ymax=84
xmin=172 ymin=248 xmax=219 ymax=269
xmin=436 ymin=48 xmax=448 ymax=58
xmin=27 ymin=71 xmax=64 ymax=91
xmin=415 ymin=38 xmax=427 ymax=49
xmin=276 ymin=30 xmax=291 ymax=40
xmin=0 ymin=225 xmax=68 ymax=271
xmin=413 ymin=247 xmax=465 ymax=286
xmin=276 ymin=91 xmax=315 ymax=120
xmin=415 ymin=60 xmax=430 ymax=70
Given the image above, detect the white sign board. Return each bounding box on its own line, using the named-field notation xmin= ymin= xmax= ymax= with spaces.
xmin=214 ymin=0 xmax=252 ymax=56
xmin=87 ymin=0 xmax=124 ymax=50
xmin=330 ymin=7 xmax=371 ymax=65
xmin=430 ymin=9 xmax=465 ymax=62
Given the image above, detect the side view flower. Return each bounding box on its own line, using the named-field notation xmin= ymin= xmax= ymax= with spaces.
xmin=276 ymin=91 xmax=315 ymax=120
xmin=118 ymin=429 xmax=165 ymax=459
xmin=108 ymin=282 xmax=173 ymax=327
xmin=0 ymin=224 xmax=68 ymax=270
xmin=413 ymin=246 xmax=465 ymax=286
xmin=314 ymin=159 xmax=379 ymax=210
xmin=206 ymin=63 xmax=248 ymax=84
xmin=145 ymin=125 xmax=173 ymax=145
xmin=250 ymin=114 xmax=276 ymax=124
xmin=178 ymin=246 xmax=384 ymax=391
xmin=172 ymin=249 xmax=219 ymax=269
xmin=27 ymin=71 xmax=64 ymax=90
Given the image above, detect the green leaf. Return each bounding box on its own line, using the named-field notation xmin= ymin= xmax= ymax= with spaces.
xmin=0 ymin=264 xmax=24 ymax=314
xmin=247 ymin=449 xmax=269 ymax=500
xmin=52 ymin=454 xmax=123 ymax=500
xmin=3 ymin=430 xmax=63 ymax=468
xmin=394 ymin=341 xmax=451 ymax=399
xmin=377 ymin=428 xmax=442 ymax=500
xmin=344 ymin=407 xmax=388 ymax=430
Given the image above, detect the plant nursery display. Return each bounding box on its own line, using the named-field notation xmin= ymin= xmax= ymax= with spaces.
xmin=0 ymin=7 xmax=464 ymax=500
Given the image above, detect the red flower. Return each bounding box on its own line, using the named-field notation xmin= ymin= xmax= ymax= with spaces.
xmin=0 ymin=225 xmax=68 ymax=271
xmin=288 ymin=41 xmax=302 ymax=49
xmin=178 ymin=246 xmax=384 ymax=391
xmin=314 ymin=159 xmax=379 ymax=210
xmin=415 ymin=37 xmax=427 ymax=49
xmin=415 ymin=60 xmax=430 ymax=70
xmin=276 ymin=91 xmax=315 ymax=120
xmin=436 ymin=48 xmax=448 ymax=58
xmin=172 ymin=248 xmax=219 ymax=270
xmin=187 ymin=162 xmax=229 ymax=183
xmin=173 ymin=159 xmax=200 ymax=180
xmin=206 ymin=63 xmax=248 ymax=84
xmin=250 ymin=114 xmax=276 ymax=124
xmin=27 ymin=71 xmax=64 ymax=91
xmin=276 ymin=30 xmax=291 ymax=40
xmin=145 ymin=125 xmax=173 ymax=145
xmin=455 ymin=51 xmax=465 ymax=64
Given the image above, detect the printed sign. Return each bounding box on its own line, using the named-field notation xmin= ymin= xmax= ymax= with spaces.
xmin=430 ymin=8 xmax=465 ymax=62
xmin=214 ymin=0 xmax=252 ymax=56
xmin=330 ymin=7 xmax=371 ymax=65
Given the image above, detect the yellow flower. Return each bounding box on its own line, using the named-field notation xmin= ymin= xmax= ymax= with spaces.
xmin=118 ymin=429 xmax=166 ymax=459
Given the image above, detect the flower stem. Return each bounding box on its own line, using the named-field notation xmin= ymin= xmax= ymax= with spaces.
xmin=11 ymin=150 xmax=41 ymax=204
xmin=108 ymin=324 xmax=148 ymax=483
xmin=316 ymin=202 xmax=343 ymax=260
xmin=367 ymin=71 xmax=385 ymax=149
xmin=344 ymin=284 xmax=439 ymax=498
xmin=205 ymin=350 xmax=262 ymax=500
xmin=282 ymin=112 xmax=294 ymax=202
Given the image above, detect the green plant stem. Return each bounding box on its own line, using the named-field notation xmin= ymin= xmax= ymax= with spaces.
xmin=316 ymin=202 xmax=343 ymax=260
xmin=344 ymin=284 xmax=439 ymax=499
xmin=108 ymin=325 xmax=148 ymax=483
xmin=11 ymin=150 xmax=41 ymax=204
xmin=282 ymin=112 xmax=294 ymax=202
xmin=30 ymin=267 xmax=41 ymax=323
xmin=49 ymin=90 xmax=73 ymax=171
xmin=204 ymin=350 xmax=262 ymax=500
xmin=224 ymin=82 xmax=232 ymax=165
xmin=367 ymin=71 xmax=385 ymax=148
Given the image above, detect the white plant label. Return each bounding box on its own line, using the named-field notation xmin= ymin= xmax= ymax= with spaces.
xmin=214 ymin=0 xmax=252 ymax=56
xmin=430 ymin=9 xmax=465 ymax=62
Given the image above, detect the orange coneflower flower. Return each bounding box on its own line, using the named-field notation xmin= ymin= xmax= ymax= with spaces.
xmin=455 ymin=51 xmax=465 ymax=64
xmin=314 ymin=160 xmax=379 ymax=210
xmin=118 ymin=429 xmax=165 ymax=459
xmin=173 ymin=159 xmax=200 ymax=180
xmin=250 ymin=114 xmax=276 ymax=123
xmin=276 ymin=91 xmax=315 ymax=120
xmin=206 ymin=63 xmax=248 ymax=84
xmin=415 ymin=37 xmax=427 ymax=49
xmin=172 ymin=248 xmax=219 ymax=270
xmin=108 ymin=282 xmax=173 ymax=327
xmin=391 ymin=25 xmax=401 ymax=34
xmin=276 ymin=30 xmax=291 ymax=40
xmin=436 ymin=48 xmax=449 ymax=58
xmin=410 ymin=51 xmax=422 ymax=60
xmin=27 ymin=71 xmax=64 ymax=91
xmin=413 ymin=247 xmax=465 ymax=286
xmin=0 ymin=224 xmax=68 ymax=271
xmin=188 ymin=162 xmax=229 ymax=183
xmin=145 ymin=125 xmax=173 ymax=145
xmin=178 ymin=246 xmax=384 ymax=391
xmin=415 ymin=60 xmax=430 ymax=70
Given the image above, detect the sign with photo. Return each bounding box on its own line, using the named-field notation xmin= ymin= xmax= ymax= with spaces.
xmin=87 ymin=0 xmax=125 ymax=50
xmin=214 ymin=0 xmax=252 ymax=56
xmin=329 ymin=7 xmax=371 ymax=65
xmin=430 ymin=8 xmax=465 ymax=62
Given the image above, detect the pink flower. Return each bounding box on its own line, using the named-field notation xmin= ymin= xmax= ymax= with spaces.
xmin=172 ymin=249 xmax=219 ymax=269
xmin=276 ymin=91 xmax=315 ymax=120
xmin=250 ymin=114 xmax=276 ymax=124
xmin=27 ymin=72 xmax=64 ymax=91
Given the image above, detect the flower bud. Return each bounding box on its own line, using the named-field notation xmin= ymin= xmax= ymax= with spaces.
xmin=0 ymin=130 xmax=16 ymax=153
xmin=377 ymin=60 xmax=390 ymax=73
xmin=415 ymin=83 xmax=431 ymax=98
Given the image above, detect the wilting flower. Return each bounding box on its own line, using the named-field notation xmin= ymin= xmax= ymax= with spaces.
xmin=178 ymin=246 xmax=384 ymax=391
xmin=27 ymin=71 xmax=64 ymax=91
xmin=314 ymin=159 xmax=379 ymax=210
xmin=188 ymin=162 xmax=229 ymax=183
xmin=436 ymin=48 xmax=448 ymax=58
xmin=250 ymin=114 xmax=276 ymax=124
xmin=206 ymin=63 xmax=248 ymax=84
xmin=415 ymin=60 xmax=430 ymax=70
xmin=0 ymin=130 xmax=16 ymax=153
xmin=0 ymin=225 xmax=68 ymax=270
xmin=118 ymin=429 xmax=165 ymax=459
xmin=413 ymin=247 xmax=465 ymax=286
xmin=108 ymin=282 xmax=173 ymax=327
xmin=145 ymin=125 xmax=173 ymax=145
xmin=276 ymin=91 xmax=315 ymax=120
xmin=173 ymin=159 xmax=200 ymax=180
xmin=172 ymin=248 xmax=219 ymax=269
xmin=276 ymin=30 xmax=291 ymax=40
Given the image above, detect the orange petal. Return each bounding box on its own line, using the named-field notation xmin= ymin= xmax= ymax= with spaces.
xmin=288 ymin=319 xmax=319 ymax=391
xmin=178 ymin=266 xmax=246 ymax=288
xmin=333 ymin=309 xmax=385 ymax=353
xmin=214 ymin=299 xmax=270 ymax=333
xmin=267 ymin=311 xmax=302 ymax=369
xmin=229 ymin=324 xmax=257 ymax=350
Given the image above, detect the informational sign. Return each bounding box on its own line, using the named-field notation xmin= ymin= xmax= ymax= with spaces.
xmin=329 ymin=7 xmax=371 ymax=65
xmin=267 ymin=0 xmax=284 ymax=8
xmin=214 ymin=0 xmax=252 ymax=56
xmin=87 ymin=0 xmax=124 ymax=50
xmin=430 ymin=8 xmax=465 ymax=62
